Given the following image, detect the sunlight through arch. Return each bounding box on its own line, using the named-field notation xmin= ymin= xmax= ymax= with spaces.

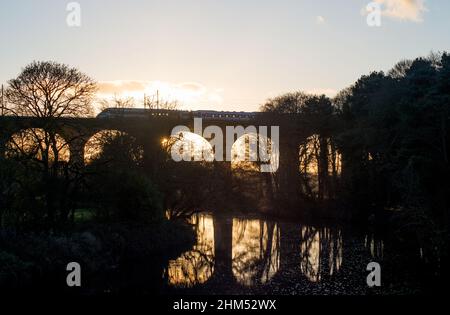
xmin=165 ymin=131 xmax=214 ymax=162
xmin=298 ymin=134 xmax=342 ymax=199
xmin=84 ymin=129 xmax=143 ymax=165
xmin=231 ymin=133 xmax=279 ymax=172
xmin=5 ymin=128 xmax=70 ymax=163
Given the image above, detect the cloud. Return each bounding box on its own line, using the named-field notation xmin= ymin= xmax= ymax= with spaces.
xmin=97 ymin=80 xmax=223 ymax=109
xmin=175 ymin=82 xmax=206 ymax=95
xmin=316 ymin=15 xmax=326 ymax=25
xmin=97 ymin=81 xmax=147 ymax=94
xmin=366 ymin=0 xmax=428 ymax=22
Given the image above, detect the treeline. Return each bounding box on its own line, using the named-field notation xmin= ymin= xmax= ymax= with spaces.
xmin=338 ymin=52 xmax=450 ymax=272
xmin=261 ymin=52 xmax=450 ymax=269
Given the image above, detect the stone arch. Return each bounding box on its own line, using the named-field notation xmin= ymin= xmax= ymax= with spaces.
xmin=298 ymin=134 xmax=342 ymax=200
xmin=164 ymin=131 xmax=214 ymax=162
xmin=4 ymin=127 xmax=71 ymax=163
xmin=83 ymin=129 xmax=144 ymax=166
xmin=0 ymin=130 xmax=14 ymax=159
xmin=231 ymin=133 xmax=279 ymax=173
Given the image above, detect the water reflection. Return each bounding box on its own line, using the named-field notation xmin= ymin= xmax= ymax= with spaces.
xmin=167 ymin=214 xmax=215 ymax=287
xmin=167 ymin=213 xmax=346 ymax=288
xmin=365 ymin=233 xmax=384 ymax=260
xmin=232 ymin=219 xmax=280 ymax=286
xmin=299 ymin=227 xmax=342 ymax=282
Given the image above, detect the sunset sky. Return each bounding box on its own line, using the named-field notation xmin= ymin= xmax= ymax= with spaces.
xmin=1 ymin=0 xmax=449 ymax=112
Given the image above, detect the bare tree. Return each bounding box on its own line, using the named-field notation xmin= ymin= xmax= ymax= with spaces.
xmin=1 ymin=84 xmax=5 ymax=116
xmin=6 ymin=61 xmax=97 ymax=118
xmin=4 ymin=61 xmax=97 ymax=225
xmin=5 ymin=61 xmax=97 ymax=169
xmin=99 ymin=95 xmax=135 ymax=112
xmin=144 ymin=92 xmax=178 ymax=110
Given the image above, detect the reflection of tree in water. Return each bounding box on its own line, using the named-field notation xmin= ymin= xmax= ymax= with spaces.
xmin=231 ymin=219 xmax=280 ymax=286
xmin=167 ymin=214 xmax=282 ymax=288
xmin=299 ymin=226 xmax=343 ymax=282
xmin=167 ymin=214 xmax=350 ymax=292
xmin=167 ymin=214 xmax=215 ymax=287
xmin=365 ymin=232 xmax=384 ymax=260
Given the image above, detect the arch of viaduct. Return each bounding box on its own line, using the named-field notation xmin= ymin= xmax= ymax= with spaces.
xmin=0 ymin=114 xmax=334 ymax=196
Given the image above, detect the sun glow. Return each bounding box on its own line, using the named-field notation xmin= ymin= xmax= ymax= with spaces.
xmin=164 ymin=132 xmax=214 ymax=162
xmin=97 ymin=80 xmax=223 ymax=109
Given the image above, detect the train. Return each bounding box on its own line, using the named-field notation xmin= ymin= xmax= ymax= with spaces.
xmin=96 ymin=108 xmax=259 ymax=121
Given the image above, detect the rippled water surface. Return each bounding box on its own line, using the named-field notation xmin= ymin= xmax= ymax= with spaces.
xmin=162 ymin=213 xmax=394 ymax=295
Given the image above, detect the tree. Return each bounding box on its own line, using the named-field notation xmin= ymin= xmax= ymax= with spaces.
xmin=99 ymin=95 xmax=135 ymax=112
xmin=6 ymin=61 xmax=96 ymax=118
xmin=388 ymin=59 xmax=413 ymax=79
xmin=334 ymin=53 xmax=450 ymax=273
xmin=261 ymin=92 xmax=310 ymax=114
xmin=4 ymin=61 xmax=97 ymax=227
xmin=261 ymin=92 xmax=338 ymax=201
xmin=144 ymin=92 xmax=178 ymax=110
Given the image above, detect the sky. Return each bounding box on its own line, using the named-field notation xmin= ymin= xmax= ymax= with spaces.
xmin=0 ymin=0 xmax=449 ymax=112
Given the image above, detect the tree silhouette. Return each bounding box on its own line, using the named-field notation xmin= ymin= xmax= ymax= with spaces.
xmin=3 ymin=61 xmax=97 ymax=227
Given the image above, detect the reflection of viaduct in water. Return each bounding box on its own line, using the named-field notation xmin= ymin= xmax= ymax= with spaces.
xmin=0 ymin=113 xmax=340 ymax=197
xmin=167 ymin=214 xmax=367 ymax=289
xmin=211 ymin=215 xmax=344 ymax=286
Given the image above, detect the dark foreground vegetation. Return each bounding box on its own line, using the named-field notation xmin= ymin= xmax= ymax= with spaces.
xmin=1 ymin=52 xmax=450 ymax=293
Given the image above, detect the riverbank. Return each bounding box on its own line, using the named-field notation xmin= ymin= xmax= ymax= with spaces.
xmin=0 ymin=220 xmax=195 ymax=294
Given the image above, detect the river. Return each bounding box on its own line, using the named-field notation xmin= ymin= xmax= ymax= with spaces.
xmin=159 ymin=212 xmax=413 ymax=295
